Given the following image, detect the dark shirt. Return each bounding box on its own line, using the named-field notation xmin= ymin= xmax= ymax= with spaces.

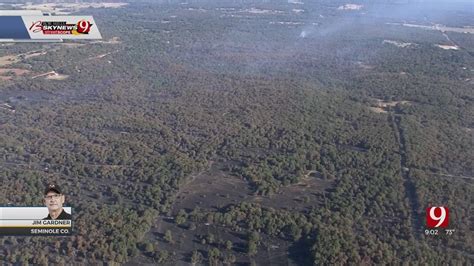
xmin=43 ymin=209 xmax=72 ymax=220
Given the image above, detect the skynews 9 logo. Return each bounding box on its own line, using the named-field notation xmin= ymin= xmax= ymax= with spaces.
xmin=426 ymin=206 xmax=449 ymax=228
xmin=425 ymin=206 xmax=455 ymax=236
xmin=29 ymin=20 xmax=93 ymax=35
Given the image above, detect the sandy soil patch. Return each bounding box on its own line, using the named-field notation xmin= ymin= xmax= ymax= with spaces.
xmin=187 ymin=7 xmax=207 ymax=12
xmin=338 ymin=4 xmax=363 ymax=10
xmin=46 ymin=72 xmax=69 ymax=80
xmin=220 ymin=14 xmax=248 ymax=18
xmin=23 ymin=51 xmax=47 ymax=59
xmin=387 ymin=23 xmax=474 ymax=34
xmin=106 ymin=37 xmax=121 ymax=44
xmin=355 ymin=61 xmax=374 ymax=70
xmin=0 ymin=50 xmax=47 ymax=67
xmin=91 ymin=37 xmax=121 ymax=45
xmin=32 ymin=71 xmax=54 ymax=79
xmin=0 ymin=103 xmax=15 ymax=113
xmin=270 ymin=21 xmax=304 ymax=25
xmin=0 ymin=68 xmax=29 ymax=75
xmin=241 ymin=8 xmax=284 ymax=14
xmin=375 ymin=99 xmax=411 ymax=108
xmin=32 ymin=71 xmax=69 ymax=80
xmin=288 ymin=0 xmax=304 ymax=4
xmin=369 ymin=99 xmax=411 ymax=113
xmin=215 ymin=8 xmax=236 ymax=11
xmin=60 ymin=43 xmax=86 ymax=48
xmin=89 ymin=53 xmax=111 ymax=60
xmin=0 ymin=55 xmax=19 ymax=67
xmin=436 ymin=44 xmax=459 ymax=50
xmin=369 ymin=107 xmax=388 ymax=113
xmin=383 ymin=40 xmax=415 ymax=48
xmin=0 ymin=68 xmax=30 ymax=78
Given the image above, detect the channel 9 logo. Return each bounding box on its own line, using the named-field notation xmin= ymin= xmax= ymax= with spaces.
xmin=426 ymin=206 xmax=449 ymax=228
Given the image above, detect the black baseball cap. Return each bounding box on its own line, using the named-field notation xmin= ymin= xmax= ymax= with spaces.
xmin=44 ymin=184 xmax=62 ymax=195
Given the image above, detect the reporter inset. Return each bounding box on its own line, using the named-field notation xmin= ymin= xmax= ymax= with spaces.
xmin=0 ymin=184 xmax=72 ymax=236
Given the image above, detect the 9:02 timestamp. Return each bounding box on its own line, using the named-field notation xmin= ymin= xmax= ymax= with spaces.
xmin=425 ymin=229 xmax=455 ymax=236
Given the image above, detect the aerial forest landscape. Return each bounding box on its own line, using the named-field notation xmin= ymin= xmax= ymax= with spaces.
xmin=0 ymin=0 xmax=472 ymax=264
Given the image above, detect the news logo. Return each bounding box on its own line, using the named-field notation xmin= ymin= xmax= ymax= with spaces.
xmin=0 ymin=12 xmax=101 ymax=41
xmin=29 ymin=20 xmax=93 ymax=35
xmin=426 ymin=206 xmax=449 ymax=228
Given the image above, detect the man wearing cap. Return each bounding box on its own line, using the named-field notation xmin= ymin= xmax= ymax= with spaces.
xmin=43 ymin=184 xmax=71 ymax=220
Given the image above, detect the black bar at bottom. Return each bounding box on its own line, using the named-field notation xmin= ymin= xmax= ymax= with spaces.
xmin=0 ymin=227 xmax=72 ymax=236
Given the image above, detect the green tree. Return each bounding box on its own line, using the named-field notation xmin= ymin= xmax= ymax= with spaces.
xmin=225 ymin=240 xmax=233 ymax=250
xmin=224 ymin=254 xmax=236 ymax=265
xmin=208 ymin=248 xmax=221 ymax=265
xmin=155 ymin=250 xmax=169 ymax=263
xmin=145 ymin=242 xmax=154 ymax=253
xmin=176 ymin=209 xmax=187 ymax=225
xmin=248 ymin=240 xmax=257 ymax=256
xmin=164 ymin=230 xmax=173 ymax=243
xmin=249 ymin=231 xmax=260 ymax=244
xmin=207 ymin=233 xmax=215 ymax=244
xmin=191 ymin=250 xmax=203 ymax=265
